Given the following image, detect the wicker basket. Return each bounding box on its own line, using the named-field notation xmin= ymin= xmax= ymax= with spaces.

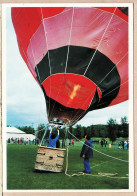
xmin=35 ymin=146 xmax=66 ymax=172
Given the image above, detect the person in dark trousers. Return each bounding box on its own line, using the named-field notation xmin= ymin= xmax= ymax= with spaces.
xmin=101 ymin=139 xmax=104 ymax=147
xmin=48 ymin=129 xmax=59 ymax=148
xmin=122 ymin=140 xmax=124 ymax=149
xmin=80 ymin=135 xmax=93 ymax=174
xmin=104 ymin=139 xmax=107 ymax=148
xmin=56 ymin=139 xmax=60 ymax=148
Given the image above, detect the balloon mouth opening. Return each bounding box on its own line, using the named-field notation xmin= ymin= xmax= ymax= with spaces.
xmin=42 ymin=73 xmax=102 ymax=111
xmin=43 ymin=73 xmax=103 ymax=126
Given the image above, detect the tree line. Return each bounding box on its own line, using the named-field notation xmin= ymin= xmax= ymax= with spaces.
xmin=9 ymin=116 xmax=128 ymax=143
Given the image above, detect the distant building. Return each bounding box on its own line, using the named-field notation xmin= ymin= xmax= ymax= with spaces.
xmin=6 ymin=127 xmax=36 ymax=141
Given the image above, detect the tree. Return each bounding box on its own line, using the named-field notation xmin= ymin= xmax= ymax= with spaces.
xmin=83 ymin=126 xmax=87 ymax=137
xmin=74 ymin=125 xmax=84 ymax=139
xmin=36 ymin=124 xmax=46 ymax=140
xmin=89 ymin=125 xmax=95 ymax=137
xmin=107 ymin=118 xmax=117 ymax=144
xmin=120 ymin=116 xmax=129 ymax=138
xmin=86 ymin=126 xmax=92 ymax=138
xmin=16 ymin=126 xmax=35 ymax=134
xmin=59 ymin=128 xmax=66 ymax=139
xmin=94 ymin=125 xmax=101 ymax=137
xmin=68 ymin=126 xmax=73 ymax=139
xmin=121 ymin=116 xmax=128 ymax=124
xmin=100 ymin=128 xmax=107 ymax=138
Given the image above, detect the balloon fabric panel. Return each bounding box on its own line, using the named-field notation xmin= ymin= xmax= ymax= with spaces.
xmin=11 ymin=7 xmax=128 ymax=125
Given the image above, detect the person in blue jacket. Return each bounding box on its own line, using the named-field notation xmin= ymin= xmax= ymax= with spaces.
xmin=48 ymin=129 xmax=59 ymax=148
xmin=80 ymin=135 xmax=93 ymax=173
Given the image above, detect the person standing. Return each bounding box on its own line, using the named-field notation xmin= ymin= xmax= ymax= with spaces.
xmin=104 ymin=139 xmax=107 ymax=148
xmin=124 ymin=140 xmax=127 ymax=149
xmin=122 ymin=140 xmax=124 ymax=149
xmin=69 ymin=139 xmax=72 ymax=146
xmin=101 ymin=139 xmax=104 ymax=147
xmin=48 ymin=129 xmax=59 ymax=148
xmin=72 ymin=140 xmax=74 ymax=146
xmin=80 ymin=135 xmax=93 ymax=174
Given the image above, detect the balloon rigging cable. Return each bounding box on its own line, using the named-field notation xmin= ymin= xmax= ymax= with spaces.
xmin=12 ymin=7 xmax=128 ymax=127
xmin=99 ymin=52 xmax=128 ymax=85
xmin=64 ymin=125 xmax=128 ymax=178
xmin=83 ymin=7 xmax=117 ymax=76
xmin=41 ymin=7 xmax=52 ymax=120
xmin=65 ymin=7 xmax=75 ymax=73
xmin=17 ymin=7 xmax=127 ymax=127
xmin=42 ymin=6 xmax=127 ymax=126
xmin=68 ymin=8 xmax=128 ymax=125
xmin=67 ymin=128 xmax=128 ymax=163
xmin=11 ymin=7 xmax=129 ymax=178
xmin=71 ymin=78 xmax=129 ymax=125
xmin=45 ymin=8 xmax=75 ymax=122
xmin=70 ymin=82 xmax=123 ymax=125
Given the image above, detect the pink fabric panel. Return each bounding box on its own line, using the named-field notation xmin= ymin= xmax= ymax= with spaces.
xmin=26 ymin=7 xmax=112 ymax=68
xmin=109 ymin=81 xmax=128 ymax=106
xmin=26 ymin=8 xmax=73 ymax=70
xmin=117 ymin=55 xmax=128 ymax=81
xmin=27 ymin=23 xmax=47 ymax=67
xmin=27 ymin=7 xmax=128 ymax=77
xmin=109 ymin=54 xmax=128 ymax=106
xmin=98 ymin=17 xmax=128 ymax=65
xmin=44 ymin=9 xmax=73 ymax=49
xmin=71 ymin=8 xmax=128 ymax=66
xmin=71 ymin=8 xmax=113 ymax=46
xmin=27 ymin=46 xmax=36 ymax=71
xmin=44 ymin=8 xmax=112 ymax=51
xmin=44 ymin=7 xmax=128 ymax=66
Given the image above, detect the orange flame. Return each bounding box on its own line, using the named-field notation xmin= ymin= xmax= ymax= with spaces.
xmin=70 ymin=84 xmax=81 ymax=100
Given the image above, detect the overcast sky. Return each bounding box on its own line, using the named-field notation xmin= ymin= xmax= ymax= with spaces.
xmin=5 ymin=7 xmax=129 ymax=128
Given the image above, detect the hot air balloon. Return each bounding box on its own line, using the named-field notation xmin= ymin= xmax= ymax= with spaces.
xmin=11 ymin=7 xmax=128 ymax=126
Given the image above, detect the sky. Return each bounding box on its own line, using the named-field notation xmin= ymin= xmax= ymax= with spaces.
xmin=5 ymin=7 xmax=129 ymax=128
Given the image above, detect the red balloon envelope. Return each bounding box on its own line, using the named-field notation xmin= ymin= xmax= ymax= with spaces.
xmin=11 ymin=7 xmax=128 ymax=125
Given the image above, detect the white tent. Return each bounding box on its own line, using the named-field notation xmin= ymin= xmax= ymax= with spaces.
xmin=6 ymin=127 xmax=36 ymax=141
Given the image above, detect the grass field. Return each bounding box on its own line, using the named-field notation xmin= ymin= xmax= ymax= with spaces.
xmin=7 ymin=140 xmax=129 ymax=190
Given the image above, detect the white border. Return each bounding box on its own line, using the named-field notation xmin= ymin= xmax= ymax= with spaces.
xmin=2 ymin=4 xmax=7 ymax=193
xmin=2 ymin=2 xmax=134 ymax=193
xmin=128 ymin=3 xmax=134 ymax=192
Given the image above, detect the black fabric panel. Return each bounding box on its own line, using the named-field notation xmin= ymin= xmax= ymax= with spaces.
xmin=50 ymin=47 xmax=68 ymax=75
xmin=35 ymin=47 xmax=68 ymax=83
xmin=36 ymin=45 xmax=121 ymax=123
xmin=68 ymin=46 xmax=120 ymax=109
xmin=84 ymin=49 xmax=120 ymax=109
xmin=35 ymin=55 xmax=50 ymax=83
xmin=36 ymin=46 xmax=93 ymax=83
xmin=36 ymin=46 xmax=120 ymax=90
xmin=118 ymin=7 xmax=128 ymax=16
xmin=66 ymin=46 xmax=92 ymax=75
xmin=90 ymin=88 xmax=100 ymax=107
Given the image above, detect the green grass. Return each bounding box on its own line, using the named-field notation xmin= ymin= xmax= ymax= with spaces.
xmin=7 ymin=142 xmax=129 ymax=190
